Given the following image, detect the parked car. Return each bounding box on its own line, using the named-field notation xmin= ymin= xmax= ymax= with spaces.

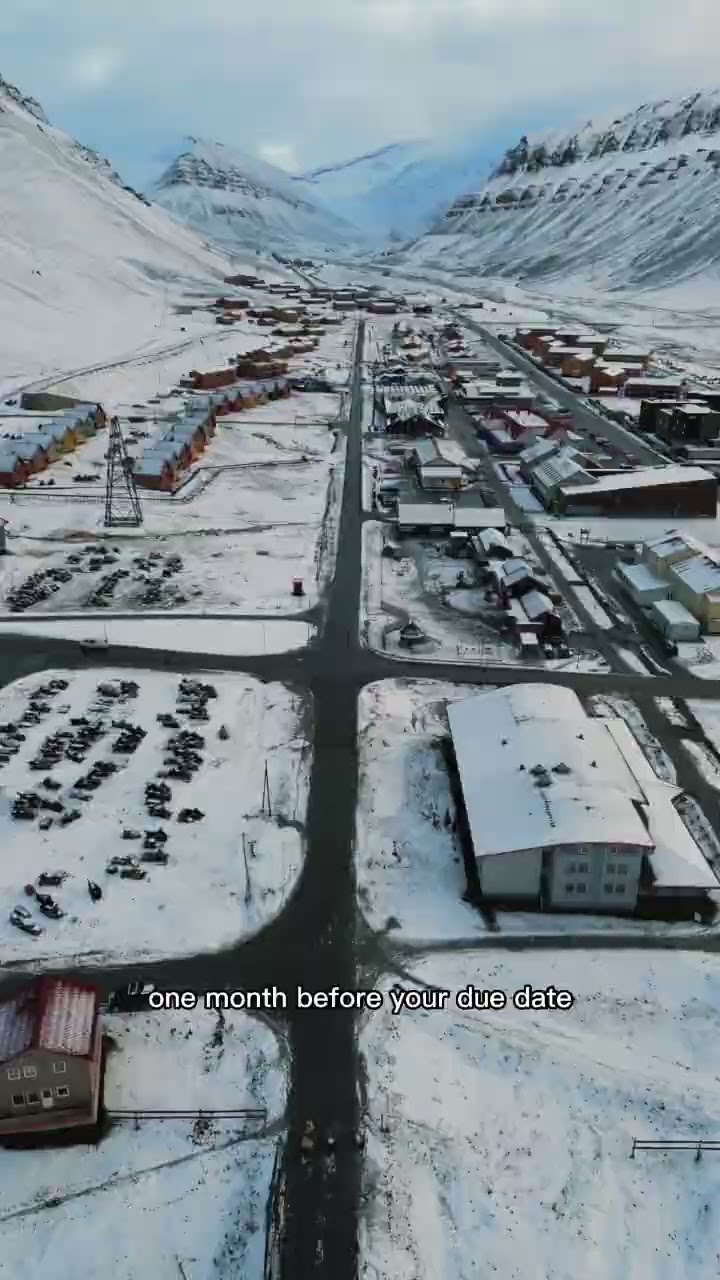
xmin=106 ymin=980 xmax=156 ymax=1012
xmin=9 ymin=906 xmax=43 ymax=936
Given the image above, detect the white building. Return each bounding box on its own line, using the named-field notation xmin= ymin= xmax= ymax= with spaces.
xmin=650 ymin=598 xmax=701 ymax=641
xmin=447 ymin=684 xmax=717 ymax=911
xmin=616 ymin=560 xmax=670 ymax=606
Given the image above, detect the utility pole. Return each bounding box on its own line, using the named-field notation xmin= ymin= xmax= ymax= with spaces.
xmin=261 ymin=761 xmax=272 ymax=817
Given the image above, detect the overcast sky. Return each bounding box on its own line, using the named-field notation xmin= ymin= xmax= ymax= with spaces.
xmin=1 ymin=0 xmax=719 ymax=186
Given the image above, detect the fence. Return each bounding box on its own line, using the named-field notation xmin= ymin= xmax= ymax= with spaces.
xmin=631 ymin=1137 xmax=720 ymax=1160
xmin=108 ymin=1107 xmax=267 ymax=1126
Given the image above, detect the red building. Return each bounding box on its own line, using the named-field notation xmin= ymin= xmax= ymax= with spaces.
xmin=0 ymin=977 xmax=102 ymax=1138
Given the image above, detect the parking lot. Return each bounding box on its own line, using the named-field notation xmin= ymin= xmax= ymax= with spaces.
xmin=0 ymin=668 xmax=310 ymax=964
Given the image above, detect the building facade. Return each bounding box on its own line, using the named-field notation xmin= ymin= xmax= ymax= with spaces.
xmin=0 ymin=978 xmax=102 ymax=1136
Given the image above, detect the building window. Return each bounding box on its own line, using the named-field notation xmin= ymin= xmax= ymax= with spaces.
xmin=577 ymin=862 xmax=589 ymax=874
xmin=26 ymin=1092 xmax=40 ymax=1106
xmin=41 ymin=1089 xmax=53 ymax=1101
xmin=11 ymin=1094 xmax=24 ymax=1108
xmin=22 ymin=1066 xmax=37 ymax=1079
xmin=52 ymin=1061 xmax=67 ymax=1075
xmin=6 ymin=1068 xmax=20 ymax=1081
xmin=615 ymin=884 xmax=626 ymax=894
xmin=606 ymin=862 xmax=616 ymax=875
xmin=616 ymin=864 xmax=628 ymax=877
xmin=564 ymin=883 xmax=575 ymax=894
xmin=576 ymin=883 xmax=587 ymax=894
xmin=55 ymin=1086 xmax=70 ymax=1099
xmin=567 ymin=863 xmax=576 ymax=874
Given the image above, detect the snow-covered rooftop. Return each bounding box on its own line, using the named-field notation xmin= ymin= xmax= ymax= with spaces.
xmin=651 ymin=597 xmax=700 ymax=626
xmin=561 ymin=464 xmax=714 ymax=494
xmin=478 ymin=527 xmax=511 ymax=553
xmin=504 ymin=411 xmax=549 ymax=430
xmin=412 ymin=439 xmax=439 ymax=464
xmin=520 ymin=589 xmax=556 ymax=619
xmin=616 ymin=561 xmax=668 ymax=595
xmin=519 ymin=437 xmax=560 ymax=467
xmin=420 ymin=464 xmax=462 ymax=480
xmin=453 ymin=506 xmax=505 ymax=530
xmin=0 ymin=978 xmax=98 ymax=1063
xmin=669 ymin=551 xmax=720 ymax=594
xmin=448 ymin=685 xmax=653 ymax=857
xmin=397 ymin=501 xmax=453 ymax=525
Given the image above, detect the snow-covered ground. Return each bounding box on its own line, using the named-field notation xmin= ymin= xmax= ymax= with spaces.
xmin=360 ymin=949 xmax=720 ymax=1280
xmin=572 ymin=583 xmax=614 ymax=629
xmin=357 ymin=679 xmax=484 ymax=941
xmin=0 ymin=669 xmax=309 ymax=966
xmin=617 ymin=647 xmax=652 ymax=676
xmin=0 ymin=401 xmax=345 ymax=618
xmin=679 ymin=637 xmax=720 ymax=682
xmin=687 ymin=700 xmax=720 ymax=753
xmin=361 ymin=521 xmax=608 ymax=674
xmin=0 ymin=1004 xmax=286 ymax=1280
xmin=0 ymin=617 xmax=313 ymax=654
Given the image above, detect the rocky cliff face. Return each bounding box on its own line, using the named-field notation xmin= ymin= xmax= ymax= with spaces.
xmin=408 ymin=90 xmax=720 ymax=288
xmin=152 ymin=139 xmax=356 ymax=249
xmin=0 ymin=73 xmax=48 ymax=124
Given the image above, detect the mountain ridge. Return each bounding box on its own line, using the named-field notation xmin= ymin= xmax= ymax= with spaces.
xmin=402 ymin=88 xmax=720 ymax=289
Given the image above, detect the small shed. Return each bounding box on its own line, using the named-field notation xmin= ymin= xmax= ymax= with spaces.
xmin=477 ymin=528 xmax=513 ymax=559
xmin=650 ymin=598 xmax=701 ymax=641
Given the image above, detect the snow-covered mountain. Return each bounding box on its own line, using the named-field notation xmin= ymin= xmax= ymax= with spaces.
xmin=299 ymin=138 xmax=494 ymax=239
xmin=401 ymin=90 xmax=720 ymax=289
xmin=0 ymin=73 xmax=235 ymax=388
xmin=152 ymin=138 xmax=357 ymax=251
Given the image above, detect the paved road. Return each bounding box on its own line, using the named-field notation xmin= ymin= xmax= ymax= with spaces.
xmin=462 ymin=317 xmax=667 ymax=467
xmin=5 ymin=312 xmax=720 ymax=1278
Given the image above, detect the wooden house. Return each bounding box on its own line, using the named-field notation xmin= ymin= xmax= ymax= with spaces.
xmin=133 ymin=447 xmax=178 ymax=491
xmin=0 ymin=977 xmax=102 ymax=1138
xmin=9 ymin=437 xmax=50 ymax=473
xmin=589 ymin=364 xmax=631 ymax=394
xmin=0 ymin=449 xmax=30 ymax=487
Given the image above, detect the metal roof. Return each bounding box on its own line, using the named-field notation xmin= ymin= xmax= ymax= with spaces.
xmin=0 ymin=978 xmax=98 ymax=1063
xmin=448 ymin=685 xmax=654 ymax=858
xmin=562 ymin=464 xmax=714 ymax=494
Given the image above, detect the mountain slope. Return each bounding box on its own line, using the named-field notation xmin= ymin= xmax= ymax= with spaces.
xmin=403 ymin=90 xmax=720 ymax=289
xmin=0 ymin=74 xmax=235 ymax=388
xmin=152 ymin=138 xmax=357 ymax=251
xmin=300 ymin=138 xmax=493 ymax=239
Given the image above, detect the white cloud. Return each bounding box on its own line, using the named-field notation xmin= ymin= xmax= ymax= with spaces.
xmin=2 ymin=0 xmax=720 ymax=174
xmin=258 ymin=142 xmax=300 ymax=173
xmin=66 ymin=48 xmax=121 ymax=91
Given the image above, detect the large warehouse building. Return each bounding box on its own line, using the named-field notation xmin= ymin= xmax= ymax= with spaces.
xmin=555 ymin=464 xmax=717 ymax=517
xmin=447 ymin=684 xmax=717 ymax=912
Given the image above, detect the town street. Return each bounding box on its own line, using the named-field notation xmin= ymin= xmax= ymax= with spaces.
xmin=4 ymin=317 xmax=720 ymax=1279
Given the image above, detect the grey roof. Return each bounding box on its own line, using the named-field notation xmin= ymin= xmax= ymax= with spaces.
xmin=412 ymin=439 xmax=440 ymax=464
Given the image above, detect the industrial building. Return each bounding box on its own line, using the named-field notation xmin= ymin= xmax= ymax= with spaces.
xmin=650 ymin=598 xmax=701 ymax=642
xmin=616 ymin=530 xmax=720 ymax=637
xmin=555 ymin=464 xmax=717 ymax=517
xmin=616 ymin=561 xmax=670 ymax=606
xmin=447 ymin=684 xmax=717 ymax=912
